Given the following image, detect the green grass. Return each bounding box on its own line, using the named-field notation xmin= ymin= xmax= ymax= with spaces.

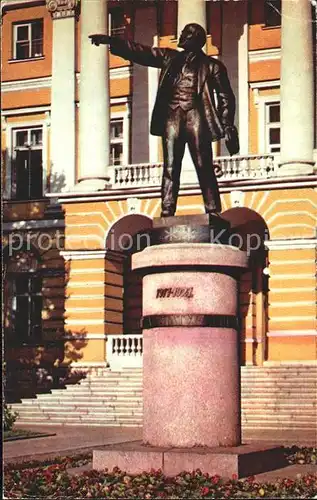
xmin=4 ymin=429 xmax=55 ymax=441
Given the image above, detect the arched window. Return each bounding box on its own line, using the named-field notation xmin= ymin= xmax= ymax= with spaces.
xmin=4 ymin=250 xmax=42 ymax=344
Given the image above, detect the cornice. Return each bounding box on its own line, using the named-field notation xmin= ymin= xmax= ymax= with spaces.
xmin=2 ymin=67 xmax=131 ymax=93
xmin=249 ymin=48 xmax=281 ymax=63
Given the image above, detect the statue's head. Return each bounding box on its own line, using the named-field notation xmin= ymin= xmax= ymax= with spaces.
xmin=178 ymin=23 xmax=206 ymax=51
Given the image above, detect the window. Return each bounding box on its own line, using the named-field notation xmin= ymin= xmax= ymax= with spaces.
xmin=158 ymin=1 xmax=177 ymax=38
xmin=110 ymin=119 xmax=124 ymax=165
xmin=13 ymin=19 xmax=43 ymax=60
xmin=4 ymin=251 xmax=42 ymax=344
xmin=12 ymin=127 xmax=43 ymax=200
xmin=264 ymin=0 xmax=281 ymax=27
xmin=266 ymin=103 xmax=280 ymax=153
xmin=109 ymin=7 xmax=125 ymax=37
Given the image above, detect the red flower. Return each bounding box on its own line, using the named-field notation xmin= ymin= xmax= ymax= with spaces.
xmin=201 ymin=486 xmax=210 ymax=496
xmin=232 ymin=473 xmax=238 ymax=480
xmin=211 ymin=475 xmax=220 ymax=484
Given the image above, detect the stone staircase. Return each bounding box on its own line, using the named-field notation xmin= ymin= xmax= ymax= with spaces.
xmin=11 ymin=366 xmax=317 ymax=433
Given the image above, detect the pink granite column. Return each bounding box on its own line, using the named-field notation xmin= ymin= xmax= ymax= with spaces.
xmin=132 ymin=243 xmax=248 ymax=448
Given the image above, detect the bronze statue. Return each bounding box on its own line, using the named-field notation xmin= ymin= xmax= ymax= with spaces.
xmin=90 ymin=24 xmax=239 ymax=217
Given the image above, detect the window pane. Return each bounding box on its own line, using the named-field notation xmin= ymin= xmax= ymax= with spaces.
xmin=269 ymin=128 xmax=280 ymax=145
xmin=110 ymin=143 xmax=123 ymax=165
xmin=31 ymin=20 xmax=43 ymax=40
xmin=31 ymin=276 xmax=42 ymax=293
xmin=264 ymin=0 xmax=281 ymax=27
xmin=271 ymin=146 xmax=280 ymax=153
xmin=31 ymin=129 xmax=43 ymax=146
xmin=31 ymin=295 xmax=42 ymax=341
xmin=15 ymin=296 xmax=30 ymax=340
xmin=16 ymin=41 xmax=30 ymax=59
xmin=269 ymin=105 xmax=280 ymax=123
xmin=16 ymin=25 xmax=29 ymax=41
xmin=31 ymin=21 xmax=43 ymax=57
xmin=110 ymin=7 xmax=125 ymax=36
xmin=15 ymin=150 xmax=29 ymax=200
xmin=111 ymin=121 xmax=123 ymax=139
xmin=15 ymin=276 xmax=30 ymax=295
xmin=16 ymin=130 xmax=28 ymax=147
xmin=30 ymin=150 xmax=43 ymax=199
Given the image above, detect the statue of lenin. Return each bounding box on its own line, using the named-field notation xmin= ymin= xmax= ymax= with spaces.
xmin=90 ymin=23 xmax=238 ymax=217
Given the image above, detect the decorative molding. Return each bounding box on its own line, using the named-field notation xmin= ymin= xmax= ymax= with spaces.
xmin=267 ymin=330 xmax=317 ymax=337
xmin=249 ymin=48 xmax=281 ymax=63
xmin=61 ymin=249 xmax=125 ymax=261
xmin=50 ymin=174 xmax=317 ymax=203
xmin=1 ymin=115 xmax=7 ymax=130
xmin=2 ymin=68 xmax=131 ymax=94
xmin=127 ymin=197 xmax=141 ymax=214
xmin=2 ymin=76 xmax=51 ymax=93
xmin=2 ymin=106 xmax=51 ymax=116
xmin=46 ymin=0 xmax=77 ymax=19
xmin=3 ymin=219 xmax=65 ymax=231
xmin=230 ymin=190 xmax=245 ymax=207
xmin=76 ymin=66 xmax=132 ymax=84
xmin=249 ymin=80 xmax=280 ymax=90
xmin=265 ymin=238 xmax=317 ymax=250
xmin=2 ymin=0 xmax=41 ymax=10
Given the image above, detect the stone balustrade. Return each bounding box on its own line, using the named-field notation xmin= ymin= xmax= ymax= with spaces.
xmin=106 ymin=334 xmax=143 ymax=369
xmin=109 ymin=154 xmax=280 ymax=189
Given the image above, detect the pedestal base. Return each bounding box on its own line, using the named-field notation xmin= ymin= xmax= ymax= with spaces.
xmin=93 ymin=441 xmax=287 ymax=478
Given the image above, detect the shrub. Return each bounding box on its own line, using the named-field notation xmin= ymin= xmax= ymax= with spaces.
xmin=4 ymin=403 xmax=18 ymax=431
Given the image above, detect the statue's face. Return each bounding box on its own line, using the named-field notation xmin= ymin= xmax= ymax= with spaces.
xmin=178 ymin=24 xmax=200 ymax=51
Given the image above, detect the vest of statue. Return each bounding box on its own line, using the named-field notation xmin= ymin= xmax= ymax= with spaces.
xmin=169 ymin=56 xmax=199 ymax=112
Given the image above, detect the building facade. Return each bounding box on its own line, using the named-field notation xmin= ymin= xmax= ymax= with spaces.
xmin=2 ymin=0 xmax=317 ymax=392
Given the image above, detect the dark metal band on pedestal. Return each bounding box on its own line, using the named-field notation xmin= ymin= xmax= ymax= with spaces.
xmin=142 ymin=314 xmax=238 ymax=330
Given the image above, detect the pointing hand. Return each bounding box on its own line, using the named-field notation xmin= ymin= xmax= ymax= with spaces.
xmin=89 ymin=34 xmax=111 ymax=46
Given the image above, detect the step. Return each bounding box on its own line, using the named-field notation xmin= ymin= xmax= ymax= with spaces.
xmin=14 ymin=400 xmax=143 ymax=409
xmin=36 ymin=389 xmax=143 ymax=398
xmin=15 ymin=420 xmax=143 ymax=427
xmin=29 ymin=395 xmax=143 ymax=403
xmin=64 ymin=382 xmax=144 ymax=390
xmin=242 ymin=415 xmax=317 ymax=424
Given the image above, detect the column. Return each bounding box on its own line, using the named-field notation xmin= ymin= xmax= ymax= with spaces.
xmin=131 ymin=4 xmax=157 ymax=164
xmin=178 ymin=0 xmax=206 ymax=33
xmin=221 ymin=1 xmax=248 ymax=156
xmin=178 ymin=0 xmax=207 ymax=184
xmin=77 ymin=0 xmax=110 ymax=191
xmin=279 ymin=0 xmax=314 ymax=175
xmin=47 ymin=0 xmax=76 ymax=192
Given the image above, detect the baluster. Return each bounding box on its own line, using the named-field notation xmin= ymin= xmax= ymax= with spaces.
xmin=249 ymin=157 xmax=257 ymax=178
xmin=149 ymin=165 xmax=155 ymax=185
xmin=133 ymin=337 xmax=137 ymax=355
xmin=231 ymin=158 xmax=236 ymax=179
xmin=259 ymin=156 xmax=266 ymax=177
xmin=127 ymin=165 xmax=135 ymax=186
xmin=241 ymin=157 xmax=249 ymax=178
xmin=128 ymin=337 xmax=132 ymax=355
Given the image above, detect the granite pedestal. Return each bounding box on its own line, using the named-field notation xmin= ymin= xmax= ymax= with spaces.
xmin=93 ymin=215 xmax=286 ymax=477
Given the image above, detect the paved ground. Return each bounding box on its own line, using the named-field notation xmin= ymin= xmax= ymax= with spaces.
xmin=4 ymin=424 xmax=316 ymax=483
xmin=4 ymin=425 xmax=142 ymax=464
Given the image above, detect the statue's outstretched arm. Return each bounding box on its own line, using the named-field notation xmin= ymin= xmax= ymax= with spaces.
xmin=90 ymin=34 xmax=177 ymax=69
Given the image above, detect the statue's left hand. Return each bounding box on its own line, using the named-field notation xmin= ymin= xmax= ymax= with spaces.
xmin=224 ymin=125 xmax=235 ymax=143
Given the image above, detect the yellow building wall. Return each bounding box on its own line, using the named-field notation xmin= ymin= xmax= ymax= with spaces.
xmin=59 ymin=186 xmax=316 ymax=364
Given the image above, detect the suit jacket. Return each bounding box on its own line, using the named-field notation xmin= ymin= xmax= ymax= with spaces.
xmin=110 ymin=38 xmax=236 ymax=141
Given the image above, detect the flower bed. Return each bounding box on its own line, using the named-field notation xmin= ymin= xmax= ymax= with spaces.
xmin=4 ymin=448 xmax=317 ymax=499
xmin=4 ymin=465 xmax=317 ymax=498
